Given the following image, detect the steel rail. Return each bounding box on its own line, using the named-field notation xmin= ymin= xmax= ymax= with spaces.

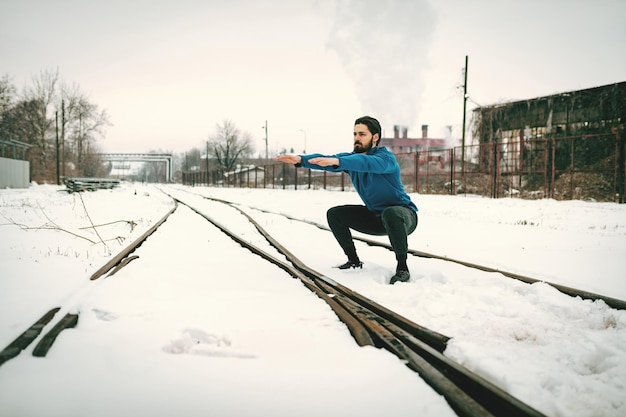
xmin=0 ymin=189 xmax=551 ymax=417
xmin=0 ymin=200 xmax=179 ymax=363
xmin=201 ymin=193 xmax=625 ymax=311
xmin=170 ymin=193 xmax=548 ymax=417
xmin=168 ymin=190 xmax=450 ymax=351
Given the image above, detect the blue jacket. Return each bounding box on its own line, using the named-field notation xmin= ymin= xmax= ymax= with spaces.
xmin=300 ymin=146 xmax=418 ymax=216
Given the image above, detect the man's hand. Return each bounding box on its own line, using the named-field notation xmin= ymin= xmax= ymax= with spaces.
xmin=308 ymin=157 xmax=339 ymax=167
xmin=274 ymin=155 xmax=302 ymax=164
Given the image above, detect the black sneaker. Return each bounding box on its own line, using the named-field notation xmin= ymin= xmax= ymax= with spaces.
xmin=390 ymin=270 xmax=410 ymax=284
xmin=337 ymin=260 xmax=363 ymax=270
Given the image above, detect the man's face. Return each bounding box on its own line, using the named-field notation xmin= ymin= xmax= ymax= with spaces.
xmin=353 ymin=123 xmax=378 ymax=153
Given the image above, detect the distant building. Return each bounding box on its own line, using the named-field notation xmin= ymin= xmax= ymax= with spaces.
xmin=472 ymin=81 xmax=625 ymax=144
xmin=379 ymin=124 xmax=448 ymax=154
xmin=0 ymin=139 xmax=32 ymax=188
xmin=224 ymin=164 xmax=265 ymax=185
xmin=471 ymin=81 xmax=625 ymax=201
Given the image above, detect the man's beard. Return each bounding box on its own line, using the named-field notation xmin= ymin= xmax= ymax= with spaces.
xmin=353 ymin=139 xmax=373 ymax=153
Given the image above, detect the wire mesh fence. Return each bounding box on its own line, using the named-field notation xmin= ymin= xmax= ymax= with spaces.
xmin=183 ymin=130 xmax=625 ymax=203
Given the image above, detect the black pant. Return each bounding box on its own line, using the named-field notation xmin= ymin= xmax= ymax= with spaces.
xmin=326 ymin=205 xmax=418 ymax=261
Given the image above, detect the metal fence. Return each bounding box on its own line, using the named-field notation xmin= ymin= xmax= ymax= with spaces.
xmin=183 ymin=131 xmax=625 ymax=203
xmin=456 ymin=132 xmax=624 ymax=202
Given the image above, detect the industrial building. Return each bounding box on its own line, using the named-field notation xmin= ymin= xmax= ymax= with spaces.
xmin=469 ymin=81 xmax=625 ymax=202
xmin=379 ymin=124 xmax=448 ymax=154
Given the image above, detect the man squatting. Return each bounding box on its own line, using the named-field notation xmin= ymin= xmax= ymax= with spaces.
xmin=275 ymin=116 xmax=418 ymax=284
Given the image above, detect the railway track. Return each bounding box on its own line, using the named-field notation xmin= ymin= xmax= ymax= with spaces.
xmin=162 ymin=191 xmax=550 ymax=417
xmin=0 ymin=201 xmax=178 ymax=366
xmin=3 ymin=187 xmax=622 ymax=416
xmin=179 ymin=188 xmax=626 ymax=311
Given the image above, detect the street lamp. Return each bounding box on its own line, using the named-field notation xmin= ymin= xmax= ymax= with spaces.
xmin=300 ymin=129 xmax=307 ymax=154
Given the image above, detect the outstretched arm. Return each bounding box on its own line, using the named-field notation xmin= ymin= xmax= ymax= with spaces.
xmin=274 ymin=155 xmax=302 ymax=164
xmin=308 ymin=157 xmax=339 ymax=167
xmin=275 ymin=154 xmax=340 ymax=169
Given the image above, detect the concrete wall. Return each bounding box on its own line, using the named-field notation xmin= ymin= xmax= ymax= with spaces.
xmin=0 ymin=157 xmax=30 ymax=188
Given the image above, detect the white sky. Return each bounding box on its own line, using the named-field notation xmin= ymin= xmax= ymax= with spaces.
xmin=1 ymin=0 xmax=625 ymax=156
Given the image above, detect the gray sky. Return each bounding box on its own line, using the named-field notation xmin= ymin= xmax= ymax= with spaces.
xmin=2 ymin=0 xmax=625 ymax=155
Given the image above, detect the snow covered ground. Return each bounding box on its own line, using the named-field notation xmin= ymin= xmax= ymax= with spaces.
xmin=1 ymin=182 xmax=625 ymax=417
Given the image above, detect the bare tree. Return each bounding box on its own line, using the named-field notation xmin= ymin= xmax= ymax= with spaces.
xmin=184 ymin=147 xmax=202 ymax=171
xmin=207 ymin=120 xmax=253 ymax=175
xmin=2 ymin=69 xmax=111 ymax=182
xmin=81 ymin=142 xmax=108 ymax=177
xmin=0 ymin=74 xmax=17 ymax=141
xmin=59 ymin=81 xmax=111 ymax=174
xmin=22 ymin=68 xmax=59 ymax=181
xmin=0 ymin=74 xmax=15 ymax=116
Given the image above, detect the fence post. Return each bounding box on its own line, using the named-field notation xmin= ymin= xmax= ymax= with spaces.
xmin=282 ymin=164 xmax=286 ymax=190
xmin=497 ymin=142 xmax=502 ymax=198
xmin=415 ymin=151 xmax=420 ymax=193
xmin=263 ymin=164 xmax=267 ymax=188
xmin=542 ymin=138 xmax=548 ymax=198
xmin=551 ymin=138 xmax=556 ymax=199
xmin=615 ymin=125 xmax=625 ymax=203
xmin=492 ymin=141 xmax=498 ymax=198
xmin=450 ymin=148 xmax=455 ymax=195
xmin=412 ymin=152 xmax=418 ymax=193
xmin=569 ymin=136 xmax=575 ymax=198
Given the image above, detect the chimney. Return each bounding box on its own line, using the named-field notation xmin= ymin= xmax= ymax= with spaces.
xmin=393 ymin=125 xmax=400 ymax=139
xmin=402 ymin=127 xmax=408 ymax=139
xmin=421 ymin=124 xmax=428 ymax=138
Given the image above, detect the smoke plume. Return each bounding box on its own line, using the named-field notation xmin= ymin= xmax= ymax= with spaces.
xmin=327 ymin=0 xmax=437 ymax=134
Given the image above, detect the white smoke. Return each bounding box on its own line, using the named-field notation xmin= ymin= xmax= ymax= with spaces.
xmin=326 ymin=0 xmax=437 ymax=134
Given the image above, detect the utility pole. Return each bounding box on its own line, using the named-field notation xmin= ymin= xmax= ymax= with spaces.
xmin=461 ymin=55 xmax=468 ymax=173
xmin=206 ymin=141 xmax=209 ymax=185
xmin=61 ymin=99 xmax=66 ymax=177
xmin=55 ymin=110 xmax=60 ymax=185
xmin=262 ymin=120 xmax=268 ymax=160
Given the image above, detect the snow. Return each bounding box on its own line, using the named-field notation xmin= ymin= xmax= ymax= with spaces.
xmin=1 ymin=182 xmax=625 ymax=417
